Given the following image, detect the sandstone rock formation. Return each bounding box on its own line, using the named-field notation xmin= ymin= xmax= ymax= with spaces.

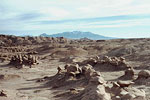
xmin=119 ymin=67 xmax=135 ymax=80
xmin=0 ymin=90 xmax=7 ymax=97
xmin=81 ymin=76 xmax=111 ymax=100
xmin=96 ymin=56 xmax=129 ymax=70
xmin=110 ymin=81 xmax=146 ymax=100
xmin=9 ymin=54 xmax=39 ymax=68
xmin=50 ymin=61 xmax=146 ymax=100
xmin=81 ymin=58 xmax=97 ymax=66
xmin=134 ymin=70 xmax=150 ymax=85
xmin=79 ymin=56 xmax=129 ymax=71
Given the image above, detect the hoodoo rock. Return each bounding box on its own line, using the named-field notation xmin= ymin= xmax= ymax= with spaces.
xmin=111 ymin=82 xmax=146 ymax=100
xmin=65 ymin=64 xmax=80 ymax=74
xmin=0 ymin=90 xmax=7 ymax=97
xmin=9 ymin=54 xmax=39 ymax=68
xmin=134 ymin=70 xmax=150 ymax=85
xmin=137 ymin=70 xmax=150 ymax=79
xmin=84 ymin=68 xmax=96 ymax=80
xmin=81 ymin=75 xmax=111 ymax=100
xmin=94 ymin=56 xmax=129 ymax=71
xmin=82 ymin=64 xmax=93 ymax=74
xmin=57 ymin=66 xmax=63 ymax=74
xmin=119 ymin=67 xmax=135 ymax=80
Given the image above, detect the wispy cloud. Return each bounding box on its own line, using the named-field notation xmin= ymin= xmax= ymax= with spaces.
xmin=36 ymin=14 xmax=150 ymax=24
xmin=17 ymin=13 xmax=42 ymax=21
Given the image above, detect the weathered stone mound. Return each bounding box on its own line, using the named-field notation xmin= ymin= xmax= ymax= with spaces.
xmin=50 ymin=63 xmax=111 ymax=100
xmin=78 ymin=79 xmax=145 ymax=100
xmin=9 ymin=54 xmax=39 ymax=68
xmin=110 ymin=81 xmax=146 ymax=100
xmin=134 ymin=70 xmax=150 ymax=85
xmin=44 ymin=63 xmax=100 ymax=89
xmin=73 ymin=77 xmax=145 ymax=100
xmin=80 ymin=77 xmax=111 ymax=100
xmin=43 ymin=61 xmax=146 ymax=100
xmin=97 ymin=56 xmax=129 ymax=70
xmin=80 ymin=58 xmax=98 ymax=66
xmin=0 ymin=90 xmax=7 ymax=97
xmin=0 ymin=47 xmax=28 ymax=62
xmin=119 ymin=68 xmax=135 ymax=80
xmin=0 ymin=54 xmax=10 ymax=62
xmin=80 ymin=56 xmax=129 ymax=71
xmin=69 ymin=66 xmax=145 ymax=100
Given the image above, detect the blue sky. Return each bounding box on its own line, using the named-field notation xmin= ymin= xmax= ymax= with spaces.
xmin=0 ymin=0 xmax=150 ymax=38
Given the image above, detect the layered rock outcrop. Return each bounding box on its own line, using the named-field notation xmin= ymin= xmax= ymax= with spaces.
xmin=52 ymin=59 xmax=146 ymax=100
xmin=9 ymin=54 xmax=39 ymax=68
xmin=134 ymin=70 xmax=150 ymax=85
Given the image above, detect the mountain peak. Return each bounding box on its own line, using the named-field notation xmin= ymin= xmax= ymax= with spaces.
xmin=40 ymin=31 xmax=115 ymax=40
xmin=40 ymin=33 xmax=47 ymax=36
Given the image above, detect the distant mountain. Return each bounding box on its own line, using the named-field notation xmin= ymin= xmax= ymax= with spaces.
xmin=40 ymin=31 xmax=115 ymax=40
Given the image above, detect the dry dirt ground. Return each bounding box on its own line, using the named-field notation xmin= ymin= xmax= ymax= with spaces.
xmin=0 ymin=35 xmax=150 ymax=100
